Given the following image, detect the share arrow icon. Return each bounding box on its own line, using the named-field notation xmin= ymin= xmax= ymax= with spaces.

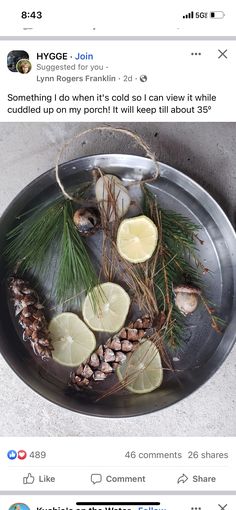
xmin=177 ymin=473 xmax=189 ymax=484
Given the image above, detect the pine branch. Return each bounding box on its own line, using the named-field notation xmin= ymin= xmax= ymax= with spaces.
xmin=5 ymin=181 xmax=92 ymax=273
xmin=142 ymin=185 xmax=223 ymax=349
xmin=56 ymin=201 xmax=98 ymax=304
xmin=4 ymin=182 xmax=99 ymax=306
xmin=5 ymin=198 xmax=64 ymax=275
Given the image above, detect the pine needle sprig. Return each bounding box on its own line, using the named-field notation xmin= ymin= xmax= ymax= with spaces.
xmin=142 ymin=185 xmax=223 ymax=349
xmin=154 ymin=248 xmax=188 ymax=349
xmin=5 ymin=198 xmax=64 ymax=275
xmin=4 ymin=181 xmax=92 ymax=274
xmin=56 ymin=201 xmax=98 ymax=304
xmin=161 ymin=210 xmax=208 ymax=275
xmin=200 ymin=295 xmax=225 ymax=333
xmin=4 ymin=181 xmax=100 ymax=307
xmin=98 ymin=170 xmax=159 ymax=315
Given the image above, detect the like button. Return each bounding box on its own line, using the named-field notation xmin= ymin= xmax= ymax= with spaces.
xmin=23 ymin=473 xmax=35 ymax=485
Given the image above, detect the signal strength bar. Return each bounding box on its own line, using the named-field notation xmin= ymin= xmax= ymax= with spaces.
xmin=183 ymin=11 xmax=194 ymax=19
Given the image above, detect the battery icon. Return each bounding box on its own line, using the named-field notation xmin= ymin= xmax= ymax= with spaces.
xmin=210 ymin=11 xmax=225 ymax=18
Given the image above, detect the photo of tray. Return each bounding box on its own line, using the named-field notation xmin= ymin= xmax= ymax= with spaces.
xmin=0 ymin=153 xmax=235 ymax=418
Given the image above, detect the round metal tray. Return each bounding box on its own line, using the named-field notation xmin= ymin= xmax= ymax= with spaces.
xmin=0 ymin=154 xmax=236 ymax=418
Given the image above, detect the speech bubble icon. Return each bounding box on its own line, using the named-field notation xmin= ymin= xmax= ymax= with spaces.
xmin=91 ymin=473 xmax=102 ymax=484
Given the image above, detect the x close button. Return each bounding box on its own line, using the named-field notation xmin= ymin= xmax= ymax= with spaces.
xmin=218 ymin=505 xmax=228 ymax=510
xmin=218 ymin=49 xmax=228 ymax=59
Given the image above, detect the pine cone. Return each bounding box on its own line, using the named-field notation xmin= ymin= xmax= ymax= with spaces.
xmin=9 ymin=277 xmax=53 ymax=360
xmin=70 ymin=315 xmax=155 ymax=389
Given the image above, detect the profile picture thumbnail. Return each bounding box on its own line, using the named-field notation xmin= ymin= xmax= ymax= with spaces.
xmin=8 ymin=504 xmax=30 ymax=510
xmin=16 ymin=59 xmax=32 ymax=74
xmin=7 ymin=50 xmax=29 ymax=72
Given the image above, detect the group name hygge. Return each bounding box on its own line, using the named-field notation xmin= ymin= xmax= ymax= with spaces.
xmin=36 ymin=51 xmax=113 ymax=82
xmin=36 ymin=51 xmax=93 ymax=62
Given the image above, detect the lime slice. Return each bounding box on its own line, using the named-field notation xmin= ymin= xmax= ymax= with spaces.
xmin=117 ymin=215 xmax=158 ymax=263
xmin=82 ymin=282 xmax=130 ymax=333
xmin=117 ymin=340 xmax=163 ymax=394
xmin=49 ymin=312 xmax=96 ymax=367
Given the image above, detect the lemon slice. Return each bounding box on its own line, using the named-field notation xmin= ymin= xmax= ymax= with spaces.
xmin=117 ymin=340 xmax=163 ymax=394
xmin=117 ymin=215 xmax=158 ymax=263
xmin=49 ymin=312 xmax=96 ymax=367
xmin=82 ymin=282 xmax=130 ymax=333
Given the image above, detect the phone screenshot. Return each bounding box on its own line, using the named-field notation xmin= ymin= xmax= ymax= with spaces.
xmin=0 ymin=2 xmax=235 ymax=510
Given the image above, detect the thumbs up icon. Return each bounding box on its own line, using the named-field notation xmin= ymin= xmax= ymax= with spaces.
xmin=23 ymin=473 xmax=35 ymax=484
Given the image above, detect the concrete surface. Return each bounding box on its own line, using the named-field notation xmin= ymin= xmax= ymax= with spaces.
xmin=0 ymin=122 xmax=235 ymax=436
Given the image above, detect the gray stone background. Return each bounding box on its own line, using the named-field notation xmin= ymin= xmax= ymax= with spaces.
xmin=0 ymin=122 xmax=235 ymax=436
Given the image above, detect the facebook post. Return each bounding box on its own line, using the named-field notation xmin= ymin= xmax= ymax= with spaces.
xmin=0 ymin=3 xmax=235 ymax=509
